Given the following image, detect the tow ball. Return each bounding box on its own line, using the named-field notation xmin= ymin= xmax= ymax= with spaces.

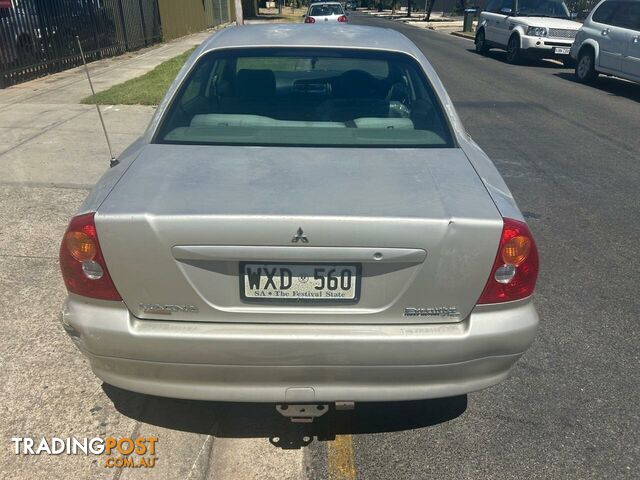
xmin=276 ymin=401 xmax=355 ymax=423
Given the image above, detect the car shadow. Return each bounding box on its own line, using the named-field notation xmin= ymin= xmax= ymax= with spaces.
xmin=554 ymin=72 xmax=640 ymax=102
xmin=467 ymin=49 xmax=568 ymax=69
xmin=103 ymin=384 xmax=467 ymax=450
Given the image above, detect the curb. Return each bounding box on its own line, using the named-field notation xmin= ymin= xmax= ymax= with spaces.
xmin=451 ymin=31 xmax=476 ymax=40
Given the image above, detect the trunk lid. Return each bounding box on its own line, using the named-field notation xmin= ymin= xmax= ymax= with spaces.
xmin=96 ymin=144 xmax=502 ymax=323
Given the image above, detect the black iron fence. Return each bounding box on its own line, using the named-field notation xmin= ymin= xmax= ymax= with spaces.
xmin=0 ymin=0 xmax=161 ymax=87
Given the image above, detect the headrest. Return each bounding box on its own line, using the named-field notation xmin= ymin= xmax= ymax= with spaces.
xmin=235 ymin=69 xmax=276 ymax=99
xmin=335 ymin=70 xmax=379 ymax=98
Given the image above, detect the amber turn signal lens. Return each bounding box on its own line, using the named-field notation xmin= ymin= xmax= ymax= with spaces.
xmin=65 ymin=231 xmax=97 ymax=262
xmin=501 ymin=235 xmax=531 ymax=266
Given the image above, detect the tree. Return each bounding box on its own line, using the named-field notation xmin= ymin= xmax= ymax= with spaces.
xmin=424 ymin=0 xmax=434 ymax=21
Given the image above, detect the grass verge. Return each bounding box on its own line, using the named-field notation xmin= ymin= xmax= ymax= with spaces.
xmin=81 ymin=48 xmax=195 ymax=106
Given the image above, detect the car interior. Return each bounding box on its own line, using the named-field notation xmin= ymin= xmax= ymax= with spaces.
xmin=158 ymin=50 xmax=453 ymax=146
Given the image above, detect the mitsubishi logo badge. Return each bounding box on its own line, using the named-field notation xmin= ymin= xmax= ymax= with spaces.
xmin=291 ymin=227 xmax=309 ymax=244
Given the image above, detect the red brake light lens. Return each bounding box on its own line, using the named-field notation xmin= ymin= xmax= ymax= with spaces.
xmin=338 ymin=15 xmax=348 ymax=22
xmin=59 ymin=212 xmax=121 ymax=301
xmin=304 ymin=16 xmax=315 ymax=23
xmin=477 ymin=218 xmax=539 ymax=304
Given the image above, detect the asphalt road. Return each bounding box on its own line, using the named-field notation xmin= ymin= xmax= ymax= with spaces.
xmin=305 ymin=13 xmax=640 ymax=480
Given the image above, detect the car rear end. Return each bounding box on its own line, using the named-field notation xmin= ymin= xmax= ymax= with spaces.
xmin=59 ymin=27 xmax=539 ymax=404
xmin=60 ymin=210 xmax=539 ymax=403
xmin=304 ymin=2 xmax=348 ymax=23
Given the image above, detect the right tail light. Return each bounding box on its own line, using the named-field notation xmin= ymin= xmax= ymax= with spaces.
xmin=477 ymin=218 xmax=539 ymax=304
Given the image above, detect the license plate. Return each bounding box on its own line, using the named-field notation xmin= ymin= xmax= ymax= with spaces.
xmin=554 ymin=47 xmax=570 ymax=55
xmin=240 ymin=263 xmax=360 ymax=302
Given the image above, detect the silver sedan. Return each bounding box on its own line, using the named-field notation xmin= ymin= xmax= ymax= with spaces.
xmin=59 ymin=24 xmax=539 ymax=418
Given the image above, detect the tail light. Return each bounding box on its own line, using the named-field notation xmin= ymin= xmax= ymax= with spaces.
xmin=304 ymin=16 xmax=315 ymax=23
xmin=59 ymin=212 xmax=121 ymax=301
xmin=337 ymin=15 xmax=348 ymax=22
xmin=477 ymin=218 xmax=539 ymax=304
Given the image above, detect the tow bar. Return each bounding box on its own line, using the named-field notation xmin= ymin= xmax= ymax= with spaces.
xmin=276 ymin=401 xmax=355 ymax=423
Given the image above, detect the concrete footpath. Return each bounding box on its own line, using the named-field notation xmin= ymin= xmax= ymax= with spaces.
xmin=0 ymin=28 xmax=215 ymax=187
xmin=0 ymin=25 xmax=307 ymax=480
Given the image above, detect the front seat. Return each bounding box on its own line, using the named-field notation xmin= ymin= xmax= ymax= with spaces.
xmin=316 ymin=69 xmax=388 ymax=122
xmin=220 ymin=69 xmax=277 ymax=116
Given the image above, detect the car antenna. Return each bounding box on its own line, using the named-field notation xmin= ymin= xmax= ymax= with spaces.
xmin=76 ymin=36 xmax=119 ymax=168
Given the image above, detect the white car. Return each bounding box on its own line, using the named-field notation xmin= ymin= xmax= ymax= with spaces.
xmin=304 ymin=2 xmax=348 ymax=23
xmin=475 ymin=0 xmax=582 ymax=65
xmin=571 ymin=0 xmax=640 ymax=84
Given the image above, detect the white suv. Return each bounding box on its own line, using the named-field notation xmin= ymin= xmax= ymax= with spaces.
xmin=570 ymin=0 xmax=640 ymax=84
xmin=475 ymin=0 xmax=582 ymax=65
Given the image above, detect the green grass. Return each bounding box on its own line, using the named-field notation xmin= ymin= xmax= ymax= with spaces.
xmin=82 ymin=48 xmax=195 ymax=106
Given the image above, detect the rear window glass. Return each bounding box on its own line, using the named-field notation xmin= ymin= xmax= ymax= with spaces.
xmin=156 ymin=48 xmax=454 ymax=148
xmin=309 ymin=4 xmax=344 ymax=16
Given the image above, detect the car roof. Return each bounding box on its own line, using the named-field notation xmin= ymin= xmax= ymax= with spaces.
xmin=201 ymin=24 xmax=421 ymax=57
xmin=309 ymin=2 xmax=342 ymax=5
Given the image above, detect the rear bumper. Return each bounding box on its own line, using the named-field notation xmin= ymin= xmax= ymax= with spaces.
xmin=61 ymin=295 xmax=538 ymax=402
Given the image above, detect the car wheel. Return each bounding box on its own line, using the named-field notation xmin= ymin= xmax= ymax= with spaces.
xmin=575 ymin=49 xmax=598 ymax=83
xmin=506 ymin=35 xmax=521 ymax=64
xmin=475 ymin=29 xmax=489 ymax=55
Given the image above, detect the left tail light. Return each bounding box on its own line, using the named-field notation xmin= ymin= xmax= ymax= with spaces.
xmin=338 ymin=15 xmax=348 ymax=22
xmin=477 ymin=218 xmax=539 ymax=304
xmin=59 ymin=212 xmax=122 ymax=301
xmin=304 ymin=16 xmax=315 ymax=23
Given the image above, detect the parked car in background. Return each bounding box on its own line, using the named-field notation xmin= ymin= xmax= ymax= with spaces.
xmin=345 ymin=0 xmax=358 ymax=10
xmin=475 ymin=0 xmax=582 ymax=66
xmin=571 ymin=0 xmax=640 ymax=84
xmin=59 ymin=24 xmax=539 ymax=419
xmin=304 ymin=2 xmax=348 ymax=23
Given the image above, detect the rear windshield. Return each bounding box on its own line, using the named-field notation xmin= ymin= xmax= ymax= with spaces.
xmin=309 ymin=4 xmax=344 ymax=16
xmin=156 ymin=48 xmax=454 ymax=148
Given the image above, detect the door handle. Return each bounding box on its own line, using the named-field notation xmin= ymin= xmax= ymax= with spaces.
xmin=601 ymin=28 xmax=610 ymax=36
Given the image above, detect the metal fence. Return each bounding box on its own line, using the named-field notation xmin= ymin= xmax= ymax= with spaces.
xmin=0 ymin=0 xmax=161 ymax=87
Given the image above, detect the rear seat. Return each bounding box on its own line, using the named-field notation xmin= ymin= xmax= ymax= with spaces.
xmin=190 ymin=114 xmax=346 ymax=129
